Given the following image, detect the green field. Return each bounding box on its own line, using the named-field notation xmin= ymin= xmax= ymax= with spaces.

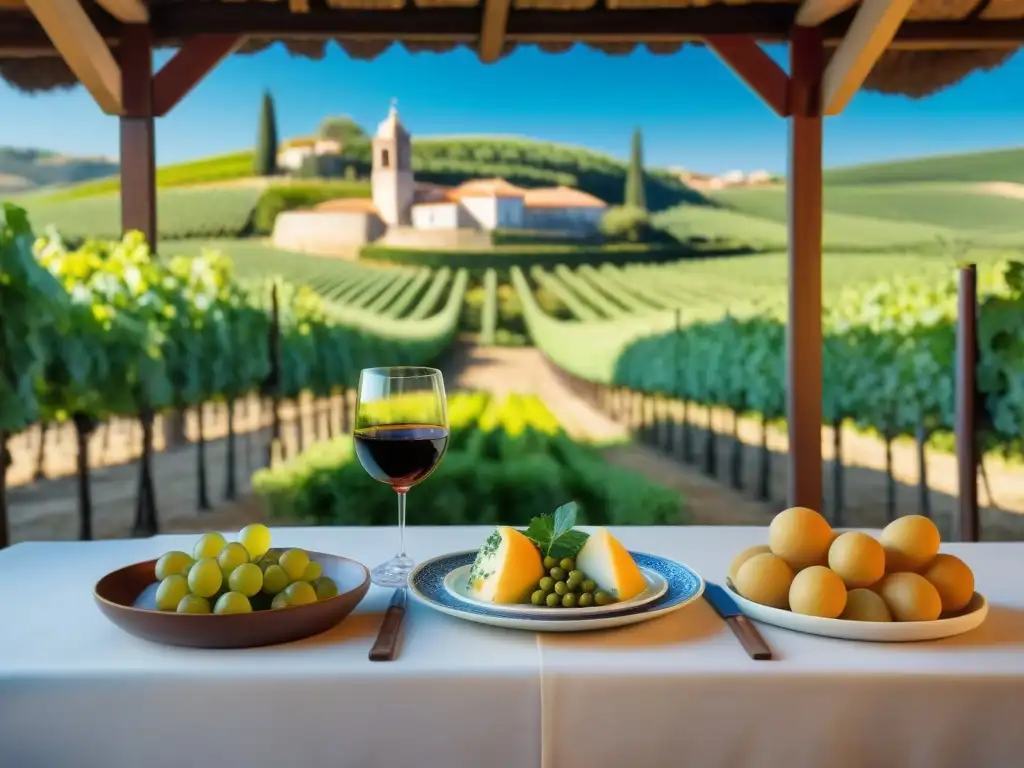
xmin=711 ymin=183 xmax=1024 ymax=237
xmin=823 ymin=147 xmax=1024 ymax=186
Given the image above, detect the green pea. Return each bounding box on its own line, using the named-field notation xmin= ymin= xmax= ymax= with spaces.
xmin=543 ymin=555 xmax=558 ymax=570
xmin=560 ymin=558 xmax=576 ymax=572
xmin=538 ymin=576 xmax=555 ymax=593
xmin=578 ymin=592 xmax=594 ymax=608
xmin=545 ymin=592 xmax=561 ymax=608
xmin=581 ymin=579 xmax=597 ymax=593
xmin=566 ymin=573 xmax=583 ymax=590
xmin=531 ymin=590 xmax=545 ymax=606
xmin=594 ymin=591 xmax=613 ymax=606
xmin=549 ymin=567 xmax=567 ymax=581
xmin=562 ymin=593 xmax=578 ymax=608
xmin=554 ymin=581 xmax=569 ymax=596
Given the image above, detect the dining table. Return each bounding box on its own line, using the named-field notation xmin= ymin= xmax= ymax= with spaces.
xmin=2 ymin=525 xmax=1023 ymax=768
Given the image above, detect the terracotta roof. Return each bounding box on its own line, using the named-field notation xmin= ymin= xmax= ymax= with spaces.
xmin=449 ymin=178 xmax=526 ymax=200
xmin=280 ymin=136 xmax=317 ymax=149
xmin=522 ymin=186 xmax=607 ymax=209
xmin=413 ymin=182 xmax=454 ymax=204
xmin=313 ymin=198 xmax=379 ymax=214
xmin=412 ymin=200 xmax=459 ymax=208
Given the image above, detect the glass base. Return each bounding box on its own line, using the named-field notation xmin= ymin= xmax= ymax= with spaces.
xmin=371 ymin=555 xmax=415 ymax=588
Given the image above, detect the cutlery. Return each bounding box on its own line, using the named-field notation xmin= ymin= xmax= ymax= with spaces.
xmin=705 ymin=581 xmax=772 ymax=660
xmin=369 ymin=588 xmax=407 ymax=662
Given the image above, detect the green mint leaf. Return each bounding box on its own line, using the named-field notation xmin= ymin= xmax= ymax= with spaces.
xmin=551 ymin=501 xmax=578 ymax=540
xmin=524 ymin=515 xmax=555 ymax=553
xmin=548 ymin=530 xmax=589 ymax=560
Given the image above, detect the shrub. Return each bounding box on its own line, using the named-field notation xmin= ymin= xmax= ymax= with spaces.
xmin=251 ymin=181 xmax=371 ymax=234
xmin=601 ymin=205 xmax=651 ymax=242
xmin=254 ymin=393 xmax=685 ymax=526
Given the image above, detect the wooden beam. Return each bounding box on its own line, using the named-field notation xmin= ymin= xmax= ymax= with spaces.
xmin=823 ymin=0 xmax=915 ymax=115
xmin=153 ymin=34 xmax=243 ymax=116
xmin=94 ymin=0 xmax=148 ymax=23
xmin=119 ymin=23 xmax=156 ymax=248
xmin=704 ymin=35 xmax=789 ymax=117
xmin=786 ymin=25 xmax=824 ymax=511
xmin=24 ymin=0 xmax=122 ymax=113
xmin=956 ymin=265 xmax=980 ymax=542
xmin=479 ymin=0 xmax=512 ymax=64
xmin=795 ymin=0 xmax=858 ymax=27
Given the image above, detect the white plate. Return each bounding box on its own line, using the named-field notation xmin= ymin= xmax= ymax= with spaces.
xmin=727 ymin=583 xmax=989 ymax=642
xmin=443 ymin=564 xmax=668 ymax=617
xmin=409 ymin=550 xmax=705 ymax=633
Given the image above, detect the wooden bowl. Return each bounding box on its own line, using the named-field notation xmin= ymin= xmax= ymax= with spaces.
xmin=94 ymin=551 xmax=370 ymax=649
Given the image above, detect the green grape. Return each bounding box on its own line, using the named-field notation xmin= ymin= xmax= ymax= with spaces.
xmin=238 ymin=524 xmax=272 ymax=560
xmin=155 ymin=575 xmax=190 ymax=611
xmin=302 ymin=561 xmax=323 ymax=582
xmin=543 ymin=555 xmax=558 ymax=570
xmin=581 ymin=579 xmax=597 ymax=593
xmin=155 ymin=551 xmax=193 ymax=581
xmin=218 ymin=542 xmax=250 ymax=575
xmin=261 ymin=550 xmax=282 ymax=566
xmin=531 ymin=590 xmax=545 ymax=606
xmin=538 ymin=576 xmax=555 ymax=593
xmin=549 ymin=567 xmax=567 ymax=581
xmin=578 ymin=592 xmax=594 ymax=608
xmin=594 ymin=591 xmax=614 ymax=606
xmin=284 ymin=580 xmax=317 ymax=606
xmin=545 ymin=592 xmax=561 ymax=608
xmin=193 ymin=532 xmax=227 ymax=560
xmin=213 ymin=592 xmax=252 ymax=614
xmin=566 ymin=571 xmax=584 ymax=590
xmin=559 ymin=558 xmax=575 ymax=572
xmin=176 ymin=594 xmax=211 ymax=614
xmin=228 ymin=563 xmax=263 ymax=598
xmin=271 ymin=593 xmax=291 ymax=610
xmin=554 ymin=581 xmax=569 ymax=596
xmin=262 ymin=564 xmax=289 ymax=595
xmin=562 ymin=593 xmax=578 ymax=608
xmin=187 ymin=557 xmax=223 ymax=598
xmin=313 ymin=577 xmax=338 ymax=601
xmin=279 ymin=549 xmax=310 ymax=581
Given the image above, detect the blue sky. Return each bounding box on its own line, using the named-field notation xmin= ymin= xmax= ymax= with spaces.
xmin=1 ymin=43 xmax=1021 ymax=175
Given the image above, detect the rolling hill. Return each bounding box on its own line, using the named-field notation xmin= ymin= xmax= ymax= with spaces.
xmin=20 ymin=138 xmax=705 ymax=211
xmin=822 ymin=146 xmax=1024 ymax=186
xmin=0 ymin=147 xmax=118 ymax=195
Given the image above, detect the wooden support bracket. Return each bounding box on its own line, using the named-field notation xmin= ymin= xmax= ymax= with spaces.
xmin=24 ymin=0 xmax=122 ymax=114
xmin=795 ymin=0 xmax=859 ymax=27
xmin=153 ymin=35 xmax=244 ymax=116
xmin=479 ymin=0 xmax=512 ymax=64
xmin=95 ymin=0 xmax=148 ymax=23
xmin=704 ymin=35 xmax=790 ymax=116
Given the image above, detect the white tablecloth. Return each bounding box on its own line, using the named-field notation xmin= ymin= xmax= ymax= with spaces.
xmin=1 ymin=526 xmax=1023 ymax=768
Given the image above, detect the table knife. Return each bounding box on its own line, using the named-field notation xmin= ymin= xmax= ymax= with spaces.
xmin=704 ymin=581 xmax=772 ymax=660
xmin=369 ymin=588 xmax=407 ymax=662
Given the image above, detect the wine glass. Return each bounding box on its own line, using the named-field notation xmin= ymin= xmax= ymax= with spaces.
xmin=354 ymin=367 xmax=449 ymax=588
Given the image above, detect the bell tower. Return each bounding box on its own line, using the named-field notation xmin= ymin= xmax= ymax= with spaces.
xmin=372 ymin=99 xmax=414 ymax=226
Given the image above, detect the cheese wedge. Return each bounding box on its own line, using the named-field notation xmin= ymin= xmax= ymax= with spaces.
xmin=575 ymin=528 xmax=646 ymax=601
xmin=467 ymin=526 xmax=544 ymax=604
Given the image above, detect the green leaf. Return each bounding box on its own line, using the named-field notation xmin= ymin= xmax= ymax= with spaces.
xmin=524 ymin=500 xmax=589 ymax=558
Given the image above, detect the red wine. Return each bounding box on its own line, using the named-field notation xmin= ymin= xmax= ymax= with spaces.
xmin=354 ymin=424 xmax=449 ymax=489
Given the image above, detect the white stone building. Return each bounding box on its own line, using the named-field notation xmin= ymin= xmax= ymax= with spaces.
xmin=271 ymin=103 xmax=609 ymax=252
xmin=276 ymin=137 xmax=343 ymax=171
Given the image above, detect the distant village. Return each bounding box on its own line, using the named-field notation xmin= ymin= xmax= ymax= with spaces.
xmin=671 ymin=167 xmax=778 ymax=191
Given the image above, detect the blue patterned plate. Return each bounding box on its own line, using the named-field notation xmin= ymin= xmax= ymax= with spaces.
xmin=409 ymin=550 xmax=705 ymax=633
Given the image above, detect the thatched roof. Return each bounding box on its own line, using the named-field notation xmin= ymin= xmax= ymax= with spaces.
xmin=0 ymin=0 xmax=1021 ymax=99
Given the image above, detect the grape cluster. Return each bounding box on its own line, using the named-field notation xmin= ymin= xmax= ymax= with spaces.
xmin=152 ymin=524 xmax=339 ymax=615
xmin=530 ymin=555 xmax=615 ymax=609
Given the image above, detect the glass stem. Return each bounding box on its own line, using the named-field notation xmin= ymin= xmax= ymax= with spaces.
xmin=396 ymin=489 xmax=408 ymax=557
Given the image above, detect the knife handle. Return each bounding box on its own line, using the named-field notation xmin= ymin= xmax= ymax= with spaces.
xmin=725 ymin=615 xmax=772 ymax=660
xmin=369 ymin=606 xmax=405 ymax=662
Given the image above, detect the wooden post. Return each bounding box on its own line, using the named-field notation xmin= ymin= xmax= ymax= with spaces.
xmin=119 ymin=24 xmax=156 ymax=248
xmin=786 ymin=26 xmax=825 ymax=510
xmin=956 ymin=265 xmax=980 ymax=542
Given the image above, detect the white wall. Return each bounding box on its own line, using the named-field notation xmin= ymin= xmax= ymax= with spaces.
xmin=411 ymin=203 xmax=463 ymax=230
xmin=523 ymin=205 xmax=604 ymax=233
xmin=278 ymin=147 xmax=311 ymax=171
xmin=271 ymin=211 xmax=384 ymax=253
xmin=460 ymin=196 xmax=502 ymax=230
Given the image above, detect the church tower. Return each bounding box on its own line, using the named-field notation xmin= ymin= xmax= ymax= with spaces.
xmin=372 ymin=100 xmax=414 ymax=227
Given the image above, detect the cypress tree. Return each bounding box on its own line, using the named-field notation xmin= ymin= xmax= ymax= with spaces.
xmin=624 ymin=128 xmax=647 ymax=211
xmin=254 ymin=91 xmax=279 ymax=177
